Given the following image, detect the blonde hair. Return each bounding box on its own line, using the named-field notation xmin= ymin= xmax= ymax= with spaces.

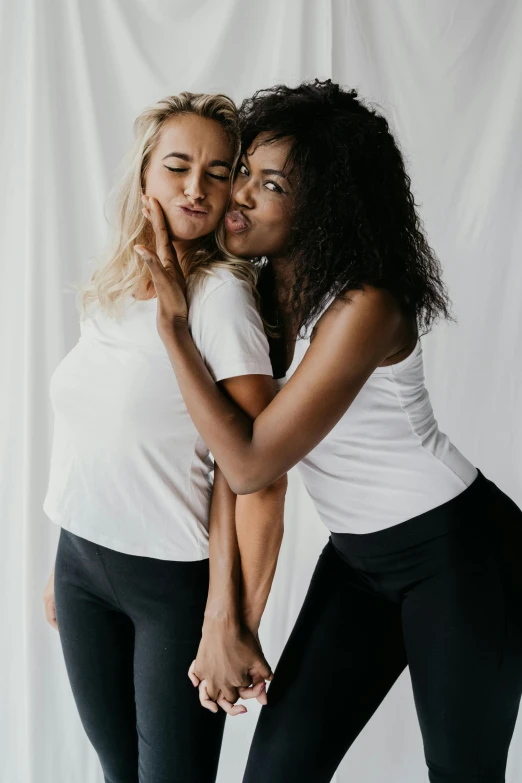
xmin=75 ymin=92 xmax=259 ymax=319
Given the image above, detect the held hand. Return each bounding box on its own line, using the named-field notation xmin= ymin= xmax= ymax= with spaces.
xmin=188 ymin=621 xmax=273 ymax=715
xmin=190 ymin=668 xmax=268 ymax=718
xmin=43 ymin=568 xmax=58 ymax=630
xmin=235 ymin=625 xmax=271 ymax=705
xmin=135 ymin=195 xmax=188 ymax=330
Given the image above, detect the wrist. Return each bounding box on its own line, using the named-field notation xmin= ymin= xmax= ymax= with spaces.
xmin=203 ymin=603 xmax=240 ymax=631
xmin=242 ymin=609 xmax=261 ymax=636
xmin=161 ymin=317 xmax=189 ymax=341
xmin=171 ymin=315 xmax=189 ymax=330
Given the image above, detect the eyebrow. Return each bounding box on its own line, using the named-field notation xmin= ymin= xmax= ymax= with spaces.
xmin=162 ymin=152 xmax=231 ymax=169
xmin=262 ymin=168 xmax=288 ymax=179
xmin=240 ymin=156 xmax=288 ymax=180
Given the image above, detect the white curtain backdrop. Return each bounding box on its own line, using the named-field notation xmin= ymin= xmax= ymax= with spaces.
xmin=2 ymin=1 xmax=522 ymax=781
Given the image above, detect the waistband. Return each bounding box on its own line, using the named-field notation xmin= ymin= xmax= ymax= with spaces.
xmin=330 ymin=469 xmax=495 ymax=558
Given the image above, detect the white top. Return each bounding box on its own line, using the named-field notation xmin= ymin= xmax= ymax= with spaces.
xmin=43 ymin=268 xmax=272 ymax=561
xmin=277 ymin=304 xmax=477 ymax=535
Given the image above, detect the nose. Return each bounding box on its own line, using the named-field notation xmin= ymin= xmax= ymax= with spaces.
xmin=184 ymin=171 xmax=206 ymax=202
xmin=233 ymin=179 xmax=255 ymax=210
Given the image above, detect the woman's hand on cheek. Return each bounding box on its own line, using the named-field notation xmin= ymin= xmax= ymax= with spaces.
xmin=135 ymin=195 xmax=189 ymax=333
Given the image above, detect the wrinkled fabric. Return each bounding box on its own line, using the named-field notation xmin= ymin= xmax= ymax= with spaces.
xmin=2 ymin=1 xmax=521 ymax=782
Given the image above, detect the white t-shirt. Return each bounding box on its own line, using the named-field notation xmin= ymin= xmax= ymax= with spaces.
xmin=43 ymin=267 xmax=272 ymax=561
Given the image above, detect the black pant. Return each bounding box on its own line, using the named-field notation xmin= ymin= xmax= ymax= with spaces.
xmin=244 ymin=470 xmax=522 ymax=783
xmin=54 ymin=530 xmax=226 ymax=783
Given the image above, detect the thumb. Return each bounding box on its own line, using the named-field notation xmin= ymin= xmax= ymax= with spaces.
xmin=188 ymin=659 xmax=201 ymax=687
xmin=252 ymin=654 xmax=273 ymax=682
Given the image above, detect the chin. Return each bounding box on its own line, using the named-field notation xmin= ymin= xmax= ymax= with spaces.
xmin=225 ymin=231 xmax=253 ymax=257
xmin=169 ymin=218 xmax=214 ymax=243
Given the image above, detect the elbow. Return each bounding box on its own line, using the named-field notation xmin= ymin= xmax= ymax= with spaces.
xmin=230 ymin=478 xmax=261 ymax=496
xmin=232 ymin=472 xmax=288 ymax=497
xmin=265 ymin=473 xmax=288 ymax=497
xmin=226 ymin=471 xmax=254 ymax=495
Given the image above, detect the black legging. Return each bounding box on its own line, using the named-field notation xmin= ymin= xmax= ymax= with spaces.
xmin=54 ymin=529 xmax=226 ymax=783
xmin=244 ymin=470 xmax=522 ymax=783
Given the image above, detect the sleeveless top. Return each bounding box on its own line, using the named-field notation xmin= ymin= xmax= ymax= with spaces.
xmin=276 ymin=301 xmax=477 ymax=534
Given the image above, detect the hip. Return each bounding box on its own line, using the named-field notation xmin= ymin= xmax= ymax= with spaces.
xmin=54 ymin=527 xmax=211 ymax=616
xmin=330 ymin=469 xmax=521 ymax=559
xmin=327 ymin=470 xmax=522 ymax=601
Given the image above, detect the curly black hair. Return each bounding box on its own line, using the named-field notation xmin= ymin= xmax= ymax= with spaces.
xmin=239 ymin=80 xmax=452 ymax=336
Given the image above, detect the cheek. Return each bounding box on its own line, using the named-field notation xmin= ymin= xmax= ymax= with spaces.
xmin=262 ymin=206 xmax=292 ymax=253
xmin=211 ymin=185 xmax=231 ymax=213
xmin=145 ymin=168 xmax=181 ymax=203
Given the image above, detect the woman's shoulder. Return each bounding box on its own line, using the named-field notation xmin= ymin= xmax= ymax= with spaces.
xmin=314 ymin=285 xmax=418 ymax=367
xmin=188 ymin=265 xmax=252 ymax=308
xmin=318 ymin=285 xmax=408 ymax=332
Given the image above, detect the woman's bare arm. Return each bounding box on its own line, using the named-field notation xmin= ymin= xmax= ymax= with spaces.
xmin=136 ymin=196 xmax=404 ymax=494
xmin=196 ymin=462 xmax=270 ymax=714
xmin=218 ymin=375 xmax=286 ymax=635
xmin=194 ymin=374 xmax=286 ymax=710
xmin=161 ymin=288 xmax=403 ymax=493
xmin=236 ymin=477 xmax=286 ymax=635
xmin=203 ymin=463 xmax=240 ymax=629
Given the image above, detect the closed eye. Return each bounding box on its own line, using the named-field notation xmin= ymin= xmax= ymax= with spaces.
xmin=164 ymin=165 xmax=229 ymax=181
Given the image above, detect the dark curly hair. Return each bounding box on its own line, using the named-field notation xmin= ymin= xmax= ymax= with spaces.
xmin=239 ymin=80 xmax=452 ymax=336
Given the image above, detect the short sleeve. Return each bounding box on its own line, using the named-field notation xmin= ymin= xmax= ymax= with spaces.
xmin=189 ymin=274 xmax=272 ymax=382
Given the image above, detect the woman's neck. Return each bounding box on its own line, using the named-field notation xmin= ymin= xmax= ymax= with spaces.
xmin=173 ymin=239 xmax=197 ymax=276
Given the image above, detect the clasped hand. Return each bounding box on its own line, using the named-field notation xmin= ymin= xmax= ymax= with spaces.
xmin=188 ymin=620 xmax=273 ymax=716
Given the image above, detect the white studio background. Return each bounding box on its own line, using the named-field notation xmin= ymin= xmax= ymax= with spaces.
xmin=1 ymin=1 xmax=521 ymax=781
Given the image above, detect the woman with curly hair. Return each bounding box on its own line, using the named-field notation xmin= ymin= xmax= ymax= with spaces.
xmin=42 ymin=92 xmax=287 ymax=783
xmin=138 ymin=81 xmax=522 ymax=783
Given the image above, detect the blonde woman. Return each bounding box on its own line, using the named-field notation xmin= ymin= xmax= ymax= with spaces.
xmin=42 ymin=93 xmax=286 ymax=783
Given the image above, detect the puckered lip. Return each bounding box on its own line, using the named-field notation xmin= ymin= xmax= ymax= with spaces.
xmin=178 ymin=204 xmax=209 ymax=215
xmin=225 ymin=210 xmax=250 ymax=232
